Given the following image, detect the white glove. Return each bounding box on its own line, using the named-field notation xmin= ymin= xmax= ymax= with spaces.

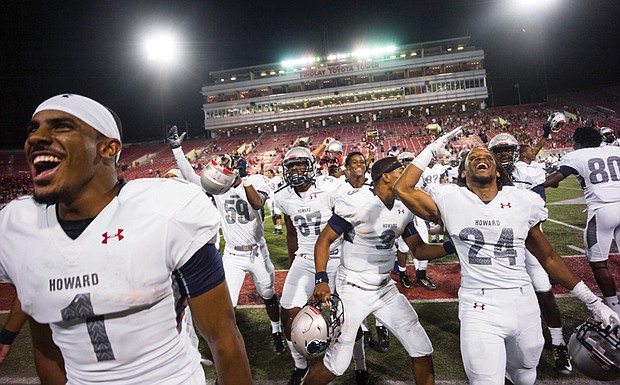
xmin=571 ymin=281 xmax=620 ymax=328
xmin=412 ymin=126 xmax=462 ymax=170
xmin=167 ymin=125 xmax=187 ymax=149
xmin=587 ymin=299 xmax=620 ymax=329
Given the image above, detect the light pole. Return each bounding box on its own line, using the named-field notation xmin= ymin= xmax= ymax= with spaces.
xmin=145 ymin=32 xmax=179 ymax=143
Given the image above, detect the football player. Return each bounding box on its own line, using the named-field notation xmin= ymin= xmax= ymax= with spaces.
xmin=265 ymin=168 xmax=284 ymax=234
xmin=545 ymin=126 xmax=620 ymax=317
xmin=168 ymin=130 xmax=286 ymax=356
xmin=305 ymin=157 xmax=451 ymax=385
xmin=0 ymin=94 xmax=251 ymax=384
xmin=274 ymin=147 xmax=347 ymax=384
xmin=489 ymin=124 xmax=573 ymax=375
xmin=600 ymin=127 xmax=620 ymax=147
xmin=394 ymin=129 xmax=619 ymax=385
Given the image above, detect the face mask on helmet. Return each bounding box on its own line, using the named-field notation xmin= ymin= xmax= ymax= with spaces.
xmin=200 ymin=156 xmax=239 ymax=195
xmin=488 ymin=134 xmax=519 ymax=171
xmin=568 ymin=318 xmax=620 ymax=381
xmin=283 ymin=147 xmax=316 ymax=187
xmin=290 ymin=294 xmax=345 ymax=358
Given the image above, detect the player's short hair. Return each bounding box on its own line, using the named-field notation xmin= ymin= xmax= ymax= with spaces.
xmin=345 ymin=151 xmax=365 ymax=167
xmin=573 ymin=126 xmax=603 ymax=148
xmin=371 ymin=156 xmax=402 ymax=183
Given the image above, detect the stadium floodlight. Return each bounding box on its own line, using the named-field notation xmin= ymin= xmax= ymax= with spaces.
xmin=145 ymin=31 xmax=180 ymax=66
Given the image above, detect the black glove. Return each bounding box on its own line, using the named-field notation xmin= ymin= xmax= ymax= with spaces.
xmin=542 ymin=122 xmax=552 ymax=139
xmin=167 ymin=126 xmax=186 ymax=149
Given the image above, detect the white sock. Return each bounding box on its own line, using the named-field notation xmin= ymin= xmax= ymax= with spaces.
xmin=286 ymin=340 xmax=308 ymax=369
xmin=270 ymin=321 xmax=281 ymax=334
xmin=604 ymin=295 xmax=620 ymax=316
xmin=398 ymin=265 xmax=406 ymax=273
xmin=548 ymin=327 xmax=565 ymax=346
xmin=353 ymin=337 xmax=366 ymax=371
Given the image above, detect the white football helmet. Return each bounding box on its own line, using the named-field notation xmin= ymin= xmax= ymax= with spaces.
xmin=568 ymin=318 xmax=620 ymax=381
xmin=397 ymin=151 xmax=416 ymax=165
xmin=290 ymin=295 xmax=345 ymax=358
xmin=282 ymin=147 xmax=316 ymax=187
xmin=488 ymin=133 xmax=519 ymax=171
xmin=600 ymin=127 xmax=616 ymax=143
xmin=547 ymin=111 xmax=567 ymax=132
xmin=325 ymin=140 xmax=344 ymax=156
xmin=200 ymin=156 xmax=238 ymax=195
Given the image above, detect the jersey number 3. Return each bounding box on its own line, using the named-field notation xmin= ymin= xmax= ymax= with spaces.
xmin=61 ymin=293 xmax=115 ymax=361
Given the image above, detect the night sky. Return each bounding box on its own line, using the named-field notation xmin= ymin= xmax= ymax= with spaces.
xmin=2 ymin=0 xmax=619 ymax=149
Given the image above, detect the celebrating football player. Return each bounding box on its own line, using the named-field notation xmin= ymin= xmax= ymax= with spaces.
xmin=0 ymin=94 xmax=251 ymax=384
xmin=394 ymin=127 xmax=619 ymax=385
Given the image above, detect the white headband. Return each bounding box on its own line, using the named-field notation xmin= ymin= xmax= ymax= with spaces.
xmin=33 ymin=93 xmax=122 ymax=161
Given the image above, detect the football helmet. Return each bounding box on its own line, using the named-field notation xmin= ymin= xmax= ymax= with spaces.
xmin=200 ymin=156 xmax=238 ymax=195
xmin=397 ymin=151 xmax=416 ymax=165
xmin=290 ymin=294 xmax=345 ymax=358
xmin=325 ymin=140 xmax=344 ymax=156
xmin=283 ymin=147 xmax=316 ymax=187
xmin=600 ymin=127 xmax=616 ymax=144
xmin=568 ymin=318 xmax=620 ymax=381
xmin=547 ymin=111 xmax=567 ymax=133
xmin=488 ymin=133 xmax=519 ymax=171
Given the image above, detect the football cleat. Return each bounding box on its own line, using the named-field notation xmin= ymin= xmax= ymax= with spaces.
xmin=399 ymin=272 xmax=414 ymax=289
xmin=355 ymin=369 xmax=370 ymax=385
xmin=286 ymin=367 xmax=308 ymax=385
xmin=272 ymin=332 xmax=286 ymax=355
xmin=376 ymin=326 xmax=390 ymax=353
xmin=552 ymin=344 xmax=572 ymax=375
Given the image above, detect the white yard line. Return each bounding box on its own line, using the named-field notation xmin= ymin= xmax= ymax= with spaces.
xmin=567 ymin=245 xmax=586 ymax=253
xmin=546 ymin=218 xmax=584 ymax=232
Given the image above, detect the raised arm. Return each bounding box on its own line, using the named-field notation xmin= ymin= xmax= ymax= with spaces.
xmin=168 ymin=126 xmax=202 ymax=186
xmin=243 ymin=181 xmax=267 ymax=210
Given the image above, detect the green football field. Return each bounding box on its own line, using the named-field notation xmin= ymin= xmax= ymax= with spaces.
xmin=0 ymin=176 xmax=616 ymax=384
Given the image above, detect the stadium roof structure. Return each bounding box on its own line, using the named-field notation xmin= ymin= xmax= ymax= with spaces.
xmin=201 ymin=36 xmax=488 ymax=138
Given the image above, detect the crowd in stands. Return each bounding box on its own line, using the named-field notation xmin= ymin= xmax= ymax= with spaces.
xmin=2 ymin=91 xmax=620 ymax=207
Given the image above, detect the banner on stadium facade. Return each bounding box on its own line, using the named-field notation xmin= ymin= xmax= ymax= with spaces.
xmin=300 ymin=62 xmax=381 ymax=79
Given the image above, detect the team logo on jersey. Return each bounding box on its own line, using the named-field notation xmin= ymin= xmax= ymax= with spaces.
xmin=499 ymin=202 xmax=512 ymax=209
xmin=398 ymin=209 xmax=405 ymax=214
xmin=473 ymin=302 xmax=485 ymax=310
xmin=309 ymin=193 xmax=318 ymax=199
xmin=102 ymin=229 xmax=124 ymax=244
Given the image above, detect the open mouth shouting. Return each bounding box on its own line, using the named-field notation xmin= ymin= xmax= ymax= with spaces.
xmin=30 ymin=154 xmax=62 ymax=182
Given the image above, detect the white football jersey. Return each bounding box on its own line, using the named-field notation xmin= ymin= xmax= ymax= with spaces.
xmin=275 ymin=175 xmax=343 ymax=258
xmin=267 ymin=175 xmax=283 ymax=197
xmin=427 ymin=184 xmax=547 ymax=289
xmin=421 ymin=163 xmax=448 ymax=189
xmin=558 ymin=146 xmax=620 ymax=211
xmin=600 ymin=139 xmax=620 ymax=147
xmin=512 ymin=161 xmax=546 ymax=191
xmin=334 ymin=188 xmax=415 ymax=288
xmin=214 ymin=174 xmax=271 ymax=246
xmin=0 ymin=178 xmax=218 ymax=384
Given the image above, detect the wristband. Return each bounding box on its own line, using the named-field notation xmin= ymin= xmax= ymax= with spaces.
xmin=411 ymin=146 xmax=434 ymax=171
xmin=0 ymin=328 xmax=18 ymax=345
xmin=315 ymin=272 xmax=329 ymax=285
xmin=443 ymin=240 xmax=456 ymax=255
xmin=570 ymin=281 xmax=600 ymax=306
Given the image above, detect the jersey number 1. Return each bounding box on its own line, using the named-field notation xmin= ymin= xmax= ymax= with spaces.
xmin=61 ymin=293 xmax=115 ymax=361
